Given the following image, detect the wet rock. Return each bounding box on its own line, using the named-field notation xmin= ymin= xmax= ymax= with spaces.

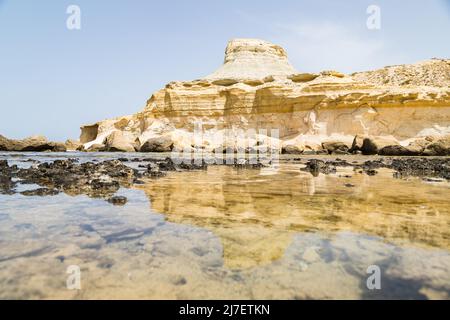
xmin=302 ymin=159 xmax=336 ymax=176
xmin=158 ymin=157 xmax=177 ymax=171
xmin=20 ymin=188 xmax=59 ymax=196
xmin=107 ymin=196 xmax=127 ymax=206
xmin=0 ymin=160 xmax=8 ymax=169
xmin=14 ymin=159 xmax=135 ymax=199
xmin=390 ymin=158 xmax=450 ymax=179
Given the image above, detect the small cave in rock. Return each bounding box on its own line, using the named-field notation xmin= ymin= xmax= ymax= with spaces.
xmin=80 ymin=124 xmax=99 ymax=143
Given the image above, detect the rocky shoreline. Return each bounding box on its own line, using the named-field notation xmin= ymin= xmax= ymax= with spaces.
xmin=1 ymin=132 xmax=450 ymax=157
xmin=1 ymin=155 xmax=449 ymax=205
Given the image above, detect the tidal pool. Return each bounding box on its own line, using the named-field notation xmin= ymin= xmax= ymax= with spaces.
xmin=0 ymin=153 xmax=449 ymax=299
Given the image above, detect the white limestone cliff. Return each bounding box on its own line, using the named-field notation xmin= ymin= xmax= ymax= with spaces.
xmin=79 ymin=38 xmax=450 ymax=154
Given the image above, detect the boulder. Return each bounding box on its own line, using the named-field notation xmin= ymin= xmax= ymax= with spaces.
xmin=105 ymin=131 xmax=136 ymax=152
xmin=361 ymin=136 xmax=400 ymax=155
xmin=140 ymin=136 xmax=174 ymax=152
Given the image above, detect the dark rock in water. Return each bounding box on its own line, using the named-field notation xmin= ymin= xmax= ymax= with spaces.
xmin=0 ymin=160 xmax=16 ymax=195
xmin=107 ymin=196 xmax=127 ymax=206
xmin=21 ymin=188 xmax=59 ymax=196
xmin=0 ymin=160 xmax=8 ymax=169
xmin=158 ymin=157 xmax=177 ymax=171
xmin=344 ymin=183 xmax=355 ymax=188
xmin=365 ymin=169 xmax=378 ymax=176
xmin=179 ymin=160 xmax=208 ymax=170
xmin=390 ymin=158 xmax=450 ymax=179
xmin=14 ymin=159 xmax=134 ymax=199
xmin=302 ymin=159 xmax=337 ymax=176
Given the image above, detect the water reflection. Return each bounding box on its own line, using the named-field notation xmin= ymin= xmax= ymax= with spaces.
xmin=1 ymin=156 xmax=450 ymax=299
xmin=137 ymin=164 xmax=450 ymax=269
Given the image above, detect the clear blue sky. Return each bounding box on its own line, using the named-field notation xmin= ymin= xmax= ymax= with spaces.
xmin=1 ymin=0 xmax=449 ymax=141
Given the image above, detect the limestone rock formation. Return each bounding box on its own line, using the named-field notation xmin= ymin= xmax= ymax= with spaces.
xmin=104 ymin=131 xmax=136 ymax=152
xmin=205 ymin=38 xmax=297 ymax=81
xmin=79 ymin=38 xmax=450 ymax=155
xmin=140 ymin=136 xmax=174 ymax=152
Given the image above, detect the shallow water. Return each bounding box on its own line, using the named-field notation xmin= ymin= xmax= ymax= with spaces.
xmin=0 ymin=152 xmax=450 ymax=299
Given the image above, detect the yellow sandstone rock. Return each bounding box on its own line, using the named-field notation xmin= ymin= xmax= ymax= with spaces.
xmin=79 ymin=38 xmax=450 ymax=153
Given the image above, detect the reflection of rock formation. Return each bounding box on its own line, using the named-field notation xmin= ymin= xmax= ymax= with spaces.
xmin=137 ymin=165 xmax=450 ymax=269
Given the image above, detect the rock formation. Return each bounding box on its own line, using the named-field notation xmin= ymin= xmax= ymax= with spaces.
xmin=0 ymin=134 xmax=66 ymax=152
xmin=79 ymin=38 xmax=450 ymax=155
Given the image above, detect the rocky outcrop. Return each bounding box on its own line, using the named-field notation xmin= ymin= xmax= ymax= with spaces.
xmin=0 ymin=135 xmax=66 ymax=152
xmin=140 ymin=136 xmax=174 ymax=152
xmin=78 ymin=38 xmax=450 ymax=155
xmin=360 ymin=136 xmax=400 ymax=155
xmin=104 ymin=131 xmax=136 ymax=152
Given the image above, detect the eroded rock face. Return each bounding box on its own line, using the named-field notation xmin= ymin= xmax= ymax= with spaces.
xmin=78 ymin=38 xmax=450 ymax=155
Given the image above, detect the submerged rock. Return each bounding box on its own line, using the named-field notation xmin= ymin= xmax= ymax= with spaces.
xmin=107 ymin=196 xmax=128 ymax=206
xmin=21 ymin=188 xmax=59 ymax=196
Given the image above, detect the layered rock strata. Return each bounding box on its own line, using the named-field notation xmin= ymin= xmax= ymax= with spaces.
xmin=79 ymin=38 xmax=450 ymax=155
